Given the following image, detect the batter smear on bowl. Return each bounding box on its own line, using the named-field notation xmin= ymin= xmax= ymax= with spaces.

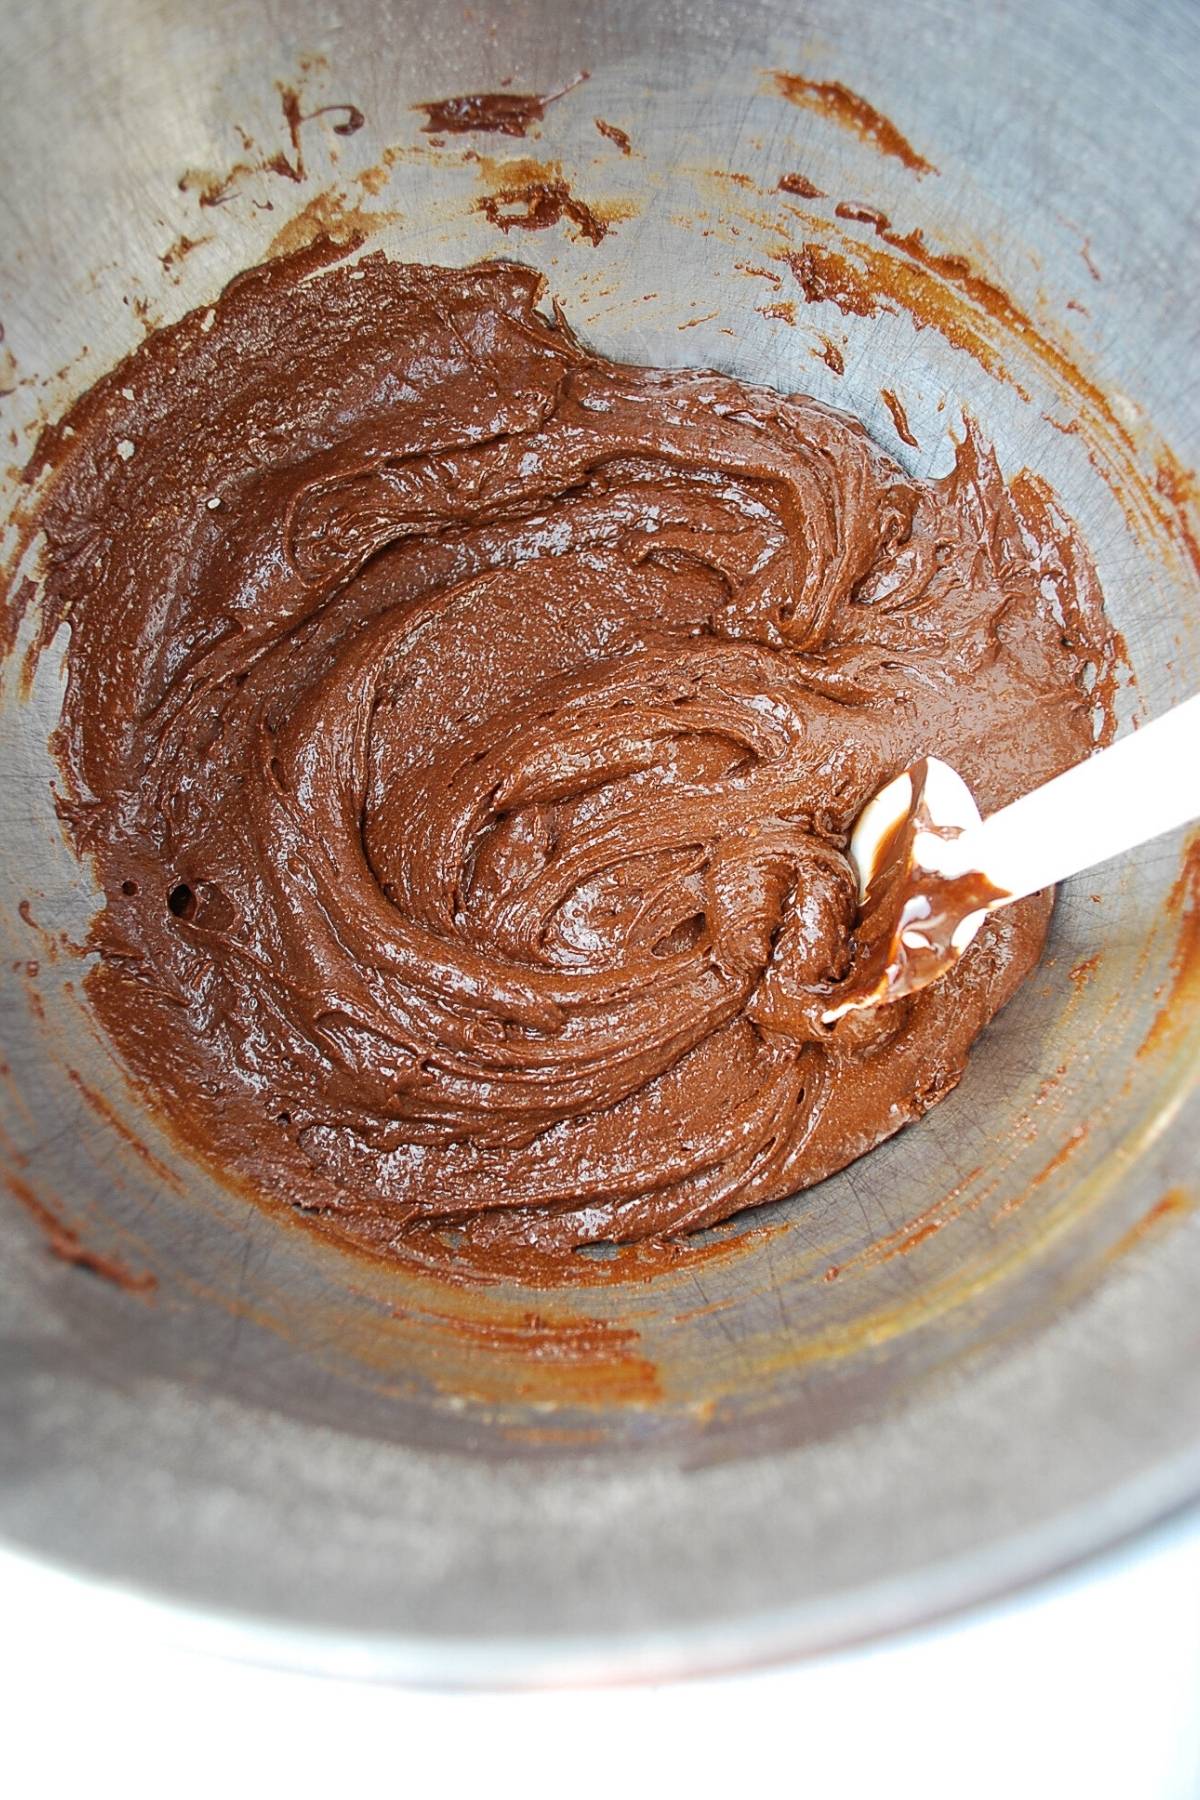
xmin=37 ymin=247 xmax=1116 ymax=1258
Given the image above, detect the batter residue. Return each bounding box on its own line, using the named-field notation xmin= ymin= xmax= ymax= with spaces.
xmin=37 ymin=246 xmax=1114 ymax=1258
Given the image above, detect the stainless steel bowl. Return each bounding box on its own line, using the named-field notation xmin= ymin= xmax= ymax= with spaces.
xmin=2 ymin=0 xmax=1198 ymax=1684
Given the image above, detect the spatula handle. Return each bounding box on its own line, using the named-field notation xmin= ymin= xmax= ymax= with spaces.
xmin=924 ymin=694 xmax=1200 ymax=902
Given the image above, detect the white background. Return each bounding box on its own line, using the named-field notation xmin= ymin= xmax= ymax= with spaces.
xmin=3 ymin=1516 xmax=1199 ymax=1799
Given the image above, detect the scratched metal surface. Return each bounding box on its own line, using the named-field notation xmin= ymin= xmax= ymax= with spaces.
xmin=0 ymin=0 xmax=1198 ymax=1682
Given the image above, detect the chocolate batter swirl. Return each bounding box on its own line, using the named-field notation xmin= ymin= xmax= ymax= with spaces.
xmin=40 ymin=247 xmax=1114 ymax=1256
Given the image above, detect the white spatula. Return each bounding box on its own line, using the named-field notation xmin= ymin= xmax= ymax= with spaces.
xmin=824 ymin=694 xmax=1200 ymax=1023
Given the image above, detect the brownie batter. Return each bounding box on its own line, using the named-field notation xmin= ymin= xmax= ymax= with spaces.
xmin=417 ymin=74 xmax=588 ymax=139
xmin=39 ymin=247 xmax=1114 ymax=1258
